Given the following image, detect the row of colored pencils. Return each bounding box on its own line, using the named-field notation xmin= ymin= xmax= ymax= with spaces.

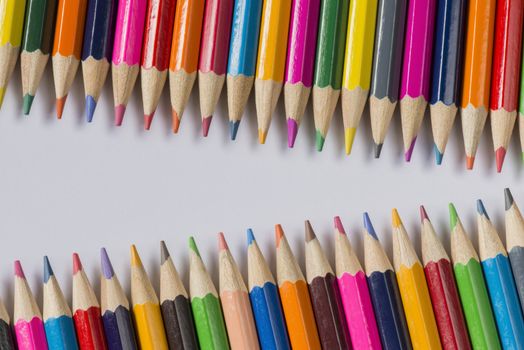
xmin=2 ymin=188 xmax=524 ymax=349
xmin=1 ymin=0 xmax=524 ymax=170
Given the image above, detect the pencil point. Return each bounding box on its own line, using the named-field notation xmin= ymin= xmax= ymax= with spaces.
xmin=363 ymin=213 xmax=378 ymax=240
xmin=495 ymin=147 xmax=506 ymax=173
xmin=160 ymin=241 xmax=170 ymax=264
xmin=374 ymin=143 xmax=383 ymax=158
xmin=476 ymin=199 xmax=489 ymax=219
xmin=466 ymin=156 xmax=475 ymax=170
xmin=315 ymin=131 xmax=325 ymax=151
xmin=73 ymin=253 xmax=82 ymax=274
xmin=505 ymin=188 xmax=514 ymax=210
xmin=56 ymin=96 xmax=67 ymax=119
xmin=14 ymin=260 xmax=25 ymax=278
xmin=275 ymin=224 xmax=284 ymax=247
xmin=144 ymin=113 xmax=154 ymax=130
xmin=172 ymin=110 xmax=181 ymax=133
xmin=449 ymin=203 xmax=458 ymax=229
xmin=404 ymin=137 xmax=417 ymax=162
xmin=130 ymin=245 xmax=143 ymax=267
xmin=189 ymin=237 xmax=200 ymax=256
xmin=419 ymin=205 xmax=429 ymax=222
xmin=434 ymin=144 xmax=443 ymax=165
xmin=392 ymin=209 xmax=402 ymax=228
xmin=202 ymin=116 xmax=212 ymax=137
xmin=344 ymin=128 xmax=356 ymax=155
xmin=100 ymin=248 xmax=114 ymax=279
xmin=85 ymin=96 xmax=97 ymax=122
xmin=114 ymin=105 xmax=126 ymax=126
xmin=247 ymin=229 xmax=256 ymax=246
xmin=258 ymin=129 xmax=267 ymax=144
xmin=23 ymin=94 xmax=34 ymax=115
xmin=305 ymin=220 xmax=316 ymax=242
xmin=287 ymin=119 xmax=298 ymax=148
xmin=334 ymin=216 xmax=345 ymax=234
xmin=230 ymin=121 xmax=240 ymax=140
xmin=218 ymin=232 xmax=228 ymax=251
xmin=43 ymin=256 xmax=54 ymax=283
xmin=0 ymin=88 xmax=5 ymax=108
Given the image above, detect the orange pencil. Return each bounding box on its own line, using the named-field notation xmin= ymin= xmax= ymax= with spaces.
xmin=52 ymin=0 xmax=88 ymax=119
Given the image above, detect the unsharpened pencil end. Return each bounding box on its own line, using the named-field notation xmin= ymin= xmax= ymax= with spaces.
xmin=114 ymin=105 xmax=126 ymax=126
xmin=505 ymin=188 xmax=514 ymax=210
xmin=434 ymin=144 xmax=444 ymax=165
xmin=14 ymin=260 xmax=24 ymax=278
xmin=189 ymin=237 xmax=200 ymax=256
xmin=43 ymin=256 xmax=53 ymax=283
xmin=258 ymin=129 xmax=267 ymax=144
xmin=172 ymin=110 xmax=181 ymax=133
xmin=85 ymin=96 xmax=97 ymax=123
xmin=476 ymin=199 xmax=489 ymax=219
xmin=449 ymin=203 xmax=459 ymax=230
xmin=275 ymin=224 xmax=284 ymax=247
xmin=100 ymin=248 xmax=114 ymax=279
xmin=23 ymin=94 xmax=34 ymax=115
xmin=73 ymin=253 xmax=82 ymax=274
xmin=160 ymin=241 xmax=170 ymax=264
xmin=230 ymin=121 xmax=240 ymax=140
xmin=130 ymin=245 xmax=143 ymax=267
xmin=419 ymin=205 xmax=429 ymax=222
xmin=334 ymin=216 xmax=345 ymax=235
xmin=374 ymin=143 xmax=383 ymax=158
xmin=0 ymin=88 xmax=5 ymax=108
xmin=305 ymin=220 xmax=316 ymax=242
xmin=202 ymin=116 xmax=212 ymax=137
xmin=466 ymin=156 xmax=475 ymax=170
xmin=315 ymin=131 xmax=325 ymax=152
xmin=287 ymin=119 xmax=298 ymax=148
xmin=392 ymin=209 xmax=402 ymax=228
xmin=496 ymin=148 xmax=506 ymax=173
xmin=144 ymin=113 xmax=154 ymax=130
xmin=56 ymin=96 xmax=67 ymax=119
xmin=404 ymin=138 xmax=417 ymax=162
xmin=344 ymin=128 xmax=356 ymax=155
xmin=218 ymin=232 xmax=228 ymax=251
xmin=363 ymin=213 xmax=378 ymax=240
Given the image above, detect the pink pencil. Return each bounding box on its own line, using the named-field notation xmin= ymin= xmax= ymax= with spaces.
xmin=334 ymin=217 xmax=382 ymax=349
xmin=112 ymin=0 xmax=147 ymax=126
xmin=399 ymin=0 xmax=437 ymax=161
xmin=13 ymin=261 xmax=48 ymax=350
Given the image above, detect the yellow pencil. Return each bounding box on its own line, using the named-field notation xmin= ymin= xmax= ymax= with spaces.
xmin=254 ymin=0 xmax=292 ymax=144
xmin=341 ymin=0 xmax=378 ymax=154
xmin=391 ymin=209 xmax=441 ymax=349
xmin=0 ymin=0 xmax=27 ymax=107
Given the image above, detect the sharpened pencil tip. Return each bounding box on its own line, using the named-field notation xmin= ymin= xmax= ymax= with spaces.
xmin=419 ymin=205 xmax=429 ymax=222
xmin=434 ymin=144 xmax=443 ymax=165
xmin=305 ymin=220 xmax=316 ymax=242
xmin=334 ymin=216 xmax=345 ymax=235
xmin=144 ymin=113 xmax=154 ymax=130
xmin=189 ymin=237 xmax=200 ymax=256
xmin=315 ymin=131 xmax=325 ymax=152
xmin=56 ymin=96 xmax=67 ymax=119
xmin=202 ymin=116 xmax=212 ymax=137
xmin=275 ymin=225 xmax=284 ymax=247
xmin=247 ymin=229 xmax=256 ymax=246
xmin=172 ymin=110 xmax=181 ymax=133
xmin=505 ymin=188 xmax=514 ymax=210
xmin=287 ymin=119 xmax=298 ymax=148
xmin=476 ymin=200 xmax=489 ymax=219
xmin=43 ymin=256 xmax=53 ymax=283
xmin=218 ymin=232 xmax=228 ymax=251
xmin=344 ymin=128 xmax=356 ymax=155
xmin=466 ymin=156 xmax=475 ymax=170
xmin=363 ymin=213 xmax=378 ymax=240
xmin=230 ymin=121 xmax=240 ymax=140
xmin=114 ymin=105 xmax=126 ymax=126
xmin=72 ymin=253 xmax=82 ymax=274
xmin=404 ymin=138 xmax=417 ymax=162
xmin=374 ymin=143 xmax=383 ymax=158
xmin=100 ymin=248 xmax=114 ymax=279
xmin=23 ymin=94 xmax=34 ymax=115
xmin=0 ymin=87 xmax=5 ymax=108
xmin=392 ymin=209 xmax=402 ymax=228
xmin=496 ymin=148 xmax=506 ymax=173
xmin=14 ymin=260 xmax=24 ymax=278
xmin=258 ymin=129 xmax=267 ymax=144
xmin=130 ymin=245 xmax=143 ymax=267
xmin=85 ymin=96 xmax=97 ymax=122
xmin=160 ymin=241 xmax=170 ymax=264
xmin=449 ymin=203 xmax=459 ymax=230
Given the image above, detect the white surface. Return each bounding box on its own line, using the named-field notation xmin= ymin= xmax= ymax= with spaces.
xmin=0 ymin=63 xmax=521 ymax=313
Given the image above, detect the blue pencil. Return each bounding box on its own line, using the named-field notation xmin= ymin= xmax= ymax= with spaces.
xmin=477 ymin=200 xmax=524 ymax=348
xmin=429 ymin=0 xmax=467 ymax=164
xmin=43 ymin=256 xmax=79 ymax=350
xmin=247 ymin=229 xmax=290 ymax=350
xmin=363 ymin=213 xmax=412 ymax=350
xmin=505 ymin=188 xmax=524 ymax=312
xmin=226 ymin=0 xmax=263 ymax=140
xmin=81 ymin=0 xmax=117 ymax=122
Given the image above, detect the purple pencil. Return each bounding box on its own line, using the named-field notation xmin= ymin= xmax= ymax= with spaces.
xmin=399 ymin=0 xmax=437 ymax=161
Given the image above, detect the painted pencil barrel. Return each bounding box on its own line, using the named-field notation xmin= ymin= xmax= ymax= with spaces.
xmin=73 ymin=307 xmax=107 ymax=349
xmin=161 ymin=296 xmax=197 ymax=350
xmin=220 ymin=290 xmax=259 ymax=350
xmin=15 ymin=319 xmax=48 ymax=350
xmin=133 ymin=303 xmax=168 ymax=349
xmin=44 ymin=316 xmax=78 ymax=350
xmin=102 ymin=306 xmax=137 ymax=350
xmin=191 ymin=295 xmax=230 ymax=349
xmin=52 ymin=0 xmax=88 ymax=62
xmin=509 ymin=247 xmax=524 ymax=311
xmin=112 ymin=0 xmax=147 ymax=66
xmin=82 ymin=0 xmax=116 ymax=61
xmin=0 ymin=318 xmax=14 ymax=349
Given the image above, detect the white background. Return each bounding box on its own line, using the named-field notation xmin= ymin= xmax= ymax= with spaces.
xmin=0 ymin=64 xmax=521 ymax=314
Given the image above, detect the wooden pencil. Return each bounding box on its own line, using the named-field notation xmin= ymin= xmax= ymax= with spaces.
xmin=168 ymin=0 xmax=205 ymax=133
xmin=189 ymin=237 xmax=230 ymax=349
xmin=275 ymin=224 xmax=321 ymax=349
xmin=419 ymin=206 xmax=471 ymax=349
xmin=0 ymin=0 xmax=26 ymax=108
xmin=476 ymin=200 xmax=524 ymax=347
xmin=100 ymin=248 xmax=138 ymax=350
xmin=81 ymin=0 xmax=117 ymax=122
xmin=305 ymin=221 xmax=351 ymax=349
xmin=490 ymin=0 xmax=524 ymax=172
xmin=52 ymin=0 xmax=88 ymax=119
xmin=254 ymin=0 xmax=292 ymax=144
xmin=448 ymin=203 xmax=500 ymax=349
xmin=0 ymin=299 xmax=14 ymax=350
xmin=505 ymin=188 xmax=524 ymax=312
xmin=341 ymin=0 xmax=378 ymax=155
xmin=461 ymin=0 xmax=496 ymax=169
xmin=226 ymin=0 xmax=263 ymax=140
xmin=218 ymin=232 xmax=260 ymax=350
xmin=130 ymin=245 xmax=169 ymax=350
xmin=369 ymin=0 xmax=407 ymax=158
xmin=334 ymin=216 xmax=381 ymax=349
xmin=13 ymin=260 xmax=48 ymax=350
xmin=20 ymin=0 xmax=57 ymax=115
xmin=160 ymin=241 xmax=198 ymax=349
xmin=391 ymin=209 xmax=441 ymax=349
xmin=112 ymin=0 xmax=147 ymax=126
xmin=141 ymin=0 xmax=177 ymax=130
xmin=43 ymin=256 xmax=79 ymax=350
xmin=363 ymin=213 xmax=412 ymax=349
xmin=283 ymin=0 xmax=320 ymax=147
xmin=247 ymin=229 xmax=290 ymax=349
xmin=312 ymin=0 xmax=349 ymax=151
xmin=72 ymin=253 xmax=107 ymax=350
xmin=198 ymin=0 xmax=234 ymax=137
xmin=429 ymin=0 xmax=467 ymax=165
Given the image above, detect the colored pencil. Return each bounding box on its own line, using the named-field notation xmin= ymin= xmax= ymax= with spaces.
xmin=141 ymin=0 xmax=177 ymax=130
xmin=283 ymin=0 xmax=320 ymax=147
xmin=461 ymin=0 xmax=496 ymax=169
xmin=189 ymin=237 xmax=230 ymax=349
xmin=72 ymin=253 xmax=107 ymax=350
xmin=13 ymin=260 xmax=48 ymax=350
xmin=254 ymin=0 xmax=292 ymax=144
xmin=226 ymin=0 xmax=263 ymax=140
xmin=160 ymin=241 xmax=199 ymax=349
xmin=168 ymin=0 xmax=205 ymax=133
xmin=391 ymin=209 xmax=441 ymax=349
xmin=341 ymin=0 xmax=378 ymax=155
xmin=476 ymin=200 xmax=524 ymax=347
xmin=198 ymin=0 xmax=234 ymax=137
xmin=505 ymin=188 xmax=524 ymax=312
xmin=334 ymin=216 xmax=381 ymax=349
xmin=369 ymin=0 xmax=407 ymax=158
xmin=218 ymin=232 xmax=260 ymax=350
xmin=419 ymin=206 xmax=471 ymax=349
xmin=112 ymin=0 xmax=147 ymax=126
xmin=304 ymin=221 xmax=350 ymax=349
xmin=448 ymin=203 xmax=500 ymax=349
xmin=275 ymin=224 xmax=321 ymax=349
xmin=43 ymin=256 xmax=79 ymax=350
xmin=490 ymin=0 xmax=524 ymax=172
xmin=52 ymin=0 xmax=88 ymax=119
xmin=0 ymin=0 xmax=26 ymax=108
xmin=0 ymin=299 xmax=14 ymax=350
xmin=399 ymin=0 xmax=436 ymax=161
xmin=362 ymin=213 xmax=412 ymax=349
xmin=81 ymin=0 xmax=117 ymax=122
xmin=312 ymin=0 xmax=349 ymax=151
xmin=100 ymin=248 xmax=138 ymax=350
xmin=429 ymin=0 xmax=467 ymax=165
xmin=130 ymin=245 xmax=169 ymax=350
xmin=20 ymin=0 xmax=57 ymax=115
xmin=247 ymin=229 xmax=290 ymax=349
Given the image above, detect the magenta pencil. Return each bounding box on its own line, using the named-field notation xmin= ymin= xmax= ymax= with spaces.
xmin=399 ymin=0 xmax=437 ymax=161
xmin=334 ymin=216 xmax=382 ymax=349
xmin=284 ymin=0 xmax=321 ymax=147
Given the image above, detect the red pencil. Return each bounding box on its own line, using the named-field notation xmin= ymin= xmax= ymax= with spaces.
xmin=490 ymin=0 xmax=524 ymax=172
